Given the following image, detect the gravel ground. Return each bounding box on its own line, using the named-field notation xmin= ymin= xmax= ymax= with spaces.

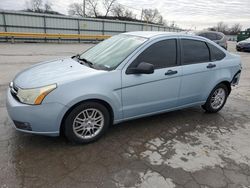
xmin=0 ymin=41 xmax=250 ymax=188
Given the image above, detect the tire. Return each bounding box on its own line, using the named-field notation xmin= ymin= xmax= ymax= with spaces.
xmin=202 ymin=83 xmax=229 ymax=113
xmin=64 ymin=102 xmax=110 ymax=144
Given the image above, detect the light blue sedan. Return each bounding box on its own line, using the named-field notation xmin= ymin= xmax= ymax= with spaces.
xmin=6 ymin=32 xmax=242 ymax=144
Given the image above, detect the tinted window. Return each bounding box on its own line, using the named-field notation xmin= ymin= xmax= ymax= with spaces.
xmin=131 ymin=39 xmax=177 ymax=69
xmin=216 ymin=34 xmax=223 ymax=40
xmin=206 ymin=33 xmax=217 ymax=40
xmin=199 ymin=33 xmax=207 ymax=38
xmin=208 ymin=43 xmax=226 ymax=61
xmin=181 ymin=39 xmax=210 ymax=65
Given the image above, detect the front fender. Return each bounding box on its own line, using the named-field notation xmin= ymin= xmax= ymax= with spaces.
xmin=64 ymin=93 xmax=122 ymax=121
xmin=43 ymin=70 xmax=123 ymax=122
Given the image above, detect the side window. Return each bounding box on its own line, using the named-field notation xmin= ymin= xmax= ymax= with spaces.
xmin=207 ymin=43 xmax=226 ymax=61
xmin=216 ymin=34 xmax=223 ymax=40
xmin=130 ymin=39 xmax=177 ymax=69
xmin=181 ymin=39 xmax=210 ymax=65
xmin=206 ymin=33 xmax=217 ymax=40
xmin=199 ymin=33 xmax=207 ymax=38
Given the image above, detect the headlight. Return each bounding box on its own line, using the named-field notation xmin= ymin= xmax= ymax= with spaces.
xmin=16 ymin=84 xmax=57 ymax=105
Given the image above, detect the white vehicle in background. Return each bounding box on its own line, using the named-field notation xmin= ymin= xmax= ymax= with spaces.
xmin=196 ymin=31 xmax=228 ymax=50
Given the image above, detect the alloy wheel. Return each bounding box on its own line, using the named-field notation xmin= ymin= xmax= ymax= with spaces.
xmin=72 ymin=108 xmax=104 ymax=139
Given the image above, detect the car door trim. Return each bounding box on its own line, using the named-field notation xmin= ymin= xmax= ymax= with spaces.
xmin=119 ymin=73 xmax=181 ymax=90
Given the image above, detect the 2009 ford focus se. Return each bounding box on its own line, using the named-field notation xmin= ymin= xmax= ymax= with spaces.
xmin=6 ymin=32 xmax=242 ymax=144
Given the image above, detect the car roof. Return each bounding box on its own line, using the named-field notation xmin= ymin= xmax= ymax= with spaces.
xmin=122 ymin=31 xmax=229 ymax=52
xmin=124 ymin=31 xmax=204 ymax=40
xmin=196 ymin=30 xmax=225 ymax=36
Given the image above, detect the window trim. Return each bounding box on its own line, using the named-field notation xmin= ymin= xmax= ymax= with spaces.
xmin=126 ymin=38 xmax=180 ymax=74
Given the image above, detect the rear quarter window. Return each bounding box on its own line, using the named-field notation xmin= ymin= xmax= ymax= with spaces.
xmin=207 ymin=43 xmax=226 ymax=61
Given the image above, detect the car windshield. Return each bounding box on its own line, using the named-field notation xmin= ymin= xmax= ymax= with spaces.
xmin=80 ymin=34 xmax=147 ymax=70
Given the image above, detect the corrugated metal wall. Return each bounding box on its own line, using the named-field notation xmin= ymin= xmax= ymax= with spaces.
xmin=0 ymin=10 xmax=182 ymax=42
xmin=0 ymin=14 xmax=4 ymax=32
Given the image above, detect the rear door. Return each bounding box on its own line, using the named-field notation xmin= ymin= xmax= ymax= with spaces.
xmin=178 ymin=38 xmax=219 ymax=106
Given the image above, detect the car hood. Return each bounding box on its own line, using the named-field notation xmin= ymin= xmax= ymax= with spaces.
xmin=238 ymin=40 xmax=250 ymax=45
xmin=14 ymin=58 xmax=101 ymax=88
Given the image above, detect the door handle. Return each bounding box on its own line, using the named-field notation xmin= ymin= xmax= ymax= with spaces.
xmin=207 ymin=63 xmax=216 ymax=69
xmin=165 ymin=70 xmax=178 ymax=76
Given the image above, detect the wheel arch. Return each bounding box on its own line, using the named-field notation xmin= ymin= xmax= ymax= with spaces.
xmin=60 ymin=98 xmax=114 ymax=136
xmin=219 ymin=80 xmax=231 ymax=95
xmin=204 ymin=80 xmax=232 ymax=103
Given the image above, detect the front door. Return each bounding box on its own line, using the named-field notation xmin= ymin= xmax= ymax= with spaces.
xmin=121 ymin=39 xmax=182 ymax=119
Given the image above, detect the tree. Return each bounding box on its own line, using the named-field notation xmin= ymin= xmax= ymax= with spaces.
xmin=123 ymin=9 xmax=136 ymax=19
xmin=68 ymin=3 xmax=85 ymax=17
xmin=157 ymin=16 xmax=168 ymax=25
xmin=103 ymin=0 xmax=116 ymax=17
xmin=216 ymin=22 xmax=228 ymax=33
xmin=111 ymin=4 xmax=123 ymax=17
xmin=26 ymin=0 xmax=43 ymax=12
xmin=142 ymin=9 xmax=163 ymax=24
xmin=208 ymin=22 xmax=242 ymax=35
xmin=24 ymin=0 xmax=60 ymax=14
xmin=230 ymin=23 xmax=242 ymax=35
xmin=170 ymin=21 xmax=176 ymax=28
xmin=44 ymin=1 xmax=52 ymax=12
xmin=86 ymin=0 xmax=100 ymax=17
xmin=68 ymin=0 xmax=100 ymax=17
xmin=111 ymin=4 xmax=136 ymax=19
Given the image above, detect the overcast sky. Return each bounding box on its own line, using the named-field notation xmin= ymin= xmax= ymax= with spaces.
xmin=0 ymin=0 xmax=249 ymax=30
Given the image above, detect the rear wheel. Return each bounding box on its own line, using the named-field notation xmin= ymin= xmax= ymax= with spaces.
xmin=64 ymin=102 xmax=110 ymax=144
xmin=202 ymin=83 xmax=229 ymax=113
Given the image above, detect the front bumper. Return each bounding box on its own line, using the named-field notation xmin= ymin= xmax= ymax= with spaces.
xmin=6 ymin=88 xmax=68 ymax=136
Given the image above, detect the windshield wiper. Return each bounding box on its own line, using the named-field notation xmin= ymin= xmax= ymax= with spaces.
xmin=72 ymin=54 xmax=93 ymax=68
xmin=72 ymin=54 xmax=110 ymax=71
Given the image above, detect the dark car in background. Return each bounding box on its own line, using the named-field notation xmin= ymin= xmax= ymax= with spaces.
xmin=196 ymin=31 xmax=228 ymax=50
xmin=237 ymin=31 xmax=250 ymax=42
xmin=236 ymin=38 xmax=250 ymax=52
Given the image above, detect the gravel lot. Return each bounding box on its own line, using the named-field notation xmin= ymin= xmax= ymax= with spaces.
xmin=0 ymin=42 xmax=250 ymax=188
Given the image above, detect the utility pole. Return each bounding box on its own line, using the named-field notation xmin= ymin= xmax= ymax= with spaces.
xmin=83 ymin=0 xmax=86 ymax=17
xmin=140 ymin=9 xmax=143 ymax=21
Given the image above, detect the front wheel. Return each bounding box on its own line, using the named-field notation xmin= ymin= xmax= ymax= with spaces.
xmin=202 ymin=84 xmax=229 ymax=113
xmin=64 ymin=102 xmax=110 ymax=144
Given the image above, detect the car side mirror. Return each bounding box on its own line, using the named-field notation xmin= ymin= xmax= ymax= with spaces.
xmin=127 ymin=62 xmax=154 ymax=74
